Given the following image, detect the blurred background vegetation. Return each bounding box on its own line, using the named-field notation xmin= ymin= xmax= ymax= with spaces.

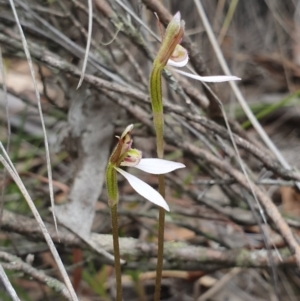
xmin=0 ymin=0 xmax=300 ymax=300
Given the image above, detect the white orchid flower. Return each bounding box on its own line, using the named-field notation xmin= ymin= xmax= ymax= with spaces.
xmin=106 ymin=124 xmax=185 ymax=211
xmin=166 ymin=12 xmax=240 ymax=83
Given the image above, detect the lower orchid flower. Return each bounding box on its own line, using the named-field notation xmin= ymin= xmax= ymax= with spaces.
xmin=106 ymin=124 xmax=185 ymax=212
xmin=106 ymin=124 xmax=185 ymax=301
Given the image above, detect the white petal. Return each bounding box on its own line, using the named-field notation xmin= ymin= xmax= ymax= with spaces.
xmin=173 ymin=69 xmax=241 ymax=82
xmin=167 ymin=56 xmax=189 ymax=67
xmin=134 ymin=158 xmax=185 ymax=174
xmin=116 ymin=167 xmax=170 ymax=211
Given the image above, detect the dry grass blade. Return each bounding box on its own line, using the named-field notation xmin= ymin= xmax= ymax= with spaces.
xmin=77 ymin=0 xmax=93 ymax=89
xmin=193 ymin=0 xmax=300 ymax=246
xmin=100 ymin=25 xmax=123 ymax=46
xmin=0 ymin=47 xmax=11 ymax=227
xmin=14 ymin=0 xmax=125 ymax=84
xmin=0 ymin=252 xmax=72 ymax=301
xmin=190 ymin=69 xmax=269 ymax=227
xmin=191 ymin=76 xmax=279 ymax=290
xmin=192 ymin=0 xmax=295 ymax=179
xmin=0 ymin=264 xmax=21 ymax=301
xmin=8 ymin=0 xmax=58 ymax=236
xmin=115 ymin=0 xmax=160 ymax=41
xmin=191 ymin=0 xmax=299 ymax=292
xmin=219 ymin=106 xmax=279 ymax=295
xmin=0 ymin=144 xmax=78 ymax=301
xmin=217 ymin=0 xmax=239 ymax=45
xmin=0 ymin=48 xmax=11 ymax=152
xmin=197 ymin=268 xmax=241 ymax=301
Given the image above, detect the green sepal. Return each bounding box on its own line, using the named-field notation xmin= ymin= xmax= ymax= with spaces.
xmin=106 ymin=163 xmax=118 ymax=207
xmin=154 ymin=13 xmax=185 ymax=68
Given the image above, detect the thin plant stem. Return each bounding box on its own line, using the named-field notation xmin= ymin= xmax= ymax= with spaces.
xmin=154 ymin=175 xmax=166 ymax=301
xmin=150 ymin=58 xmax=166 ymax=301
xmin=148 ymin=14 xmax=184 ymax=300
xmin=106 ymin=126 xmax=138 ymax=300
xmin=110 ymin=204 xmax=122 ymax=301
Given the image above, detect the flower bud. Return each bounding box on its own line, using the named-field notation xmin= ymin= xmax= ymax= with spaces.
xmin=155 ymin=12 xmax=185 ymax=67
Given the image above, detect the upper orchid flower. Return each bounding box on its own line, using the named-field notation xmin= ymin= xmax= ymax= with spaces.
xmin=106 ymin=124 xmax=185 ymax=211
xmin=166 ymin=12 xmax=240 ymax=83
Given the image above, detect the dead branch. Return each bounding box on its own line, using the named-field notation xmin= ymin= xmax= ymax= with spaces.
xmin=1 ymin=209 xmax=295 ymax=270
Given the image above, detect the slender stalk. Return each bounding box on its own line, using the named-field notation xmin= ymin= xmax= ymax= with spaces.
xmin=154 ymin=175 xmax=166 ymax=301
xmin=110 ymin=204 xmax=122 ymax=301
xmin=149 ymin=13 xmax=185 ymax=301
xmin=150 ymin=60 xmax=166 ymax=301
xmin=106 ymin=163 xmax=122 ymax=300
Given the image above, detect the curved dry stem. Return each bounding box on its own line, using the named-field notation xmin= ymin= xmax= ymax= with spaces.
xmin=8 ymin=0 xmax=58 ymax=239
xmin=77 ymin=0 xmax=93 ymax=89
xmin=0 ymin=264 xmax=21 ymax=301
xmin=0 ymin=149 xmax=78 ymax=301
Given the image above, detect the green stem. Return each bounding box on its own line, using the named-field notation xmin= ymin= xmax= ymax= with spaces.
xmin=150 ymin=63 xmax=164 ymax=158
xmin=154 ymin=175 xmax=166 ymax=301
xmin=110 ymin=204 xmax=122 ymax=301
xmin=149 ymin=14 xmax=184 ymax=300
xmin=150 ymin=61 xmax=166 ymax=301
xmin=106 ymin=164 xmax=122 ymax=300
